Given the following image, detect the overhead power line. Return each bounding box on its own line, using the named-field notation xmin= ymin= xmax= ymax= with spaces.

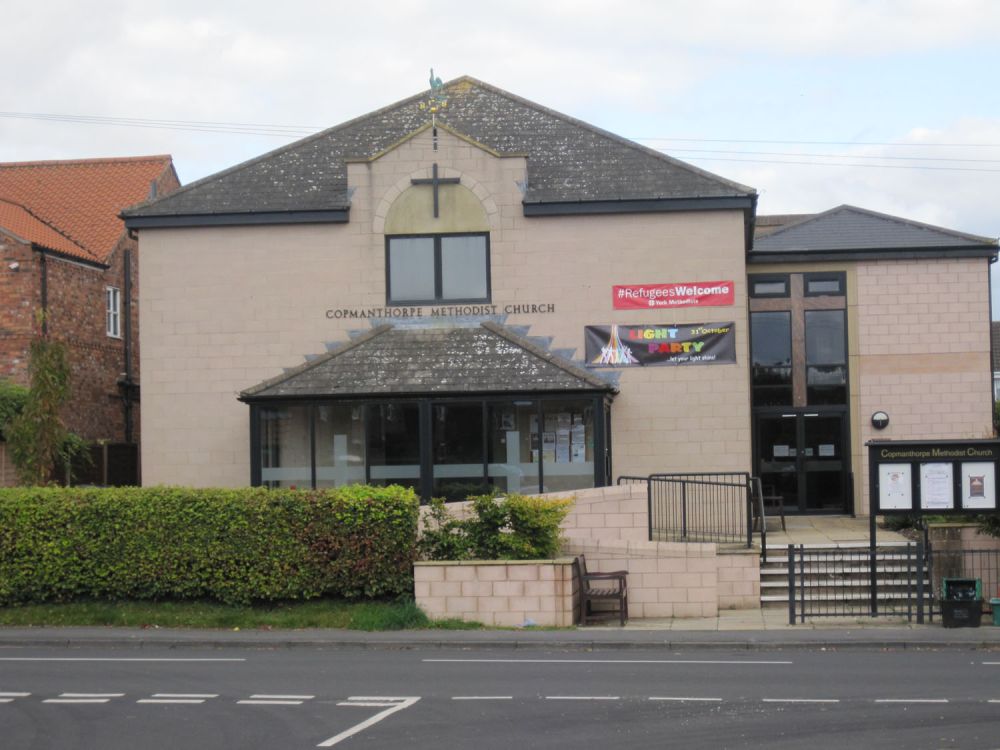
xmin=3 ymin=110 xmax=1000 ymax=174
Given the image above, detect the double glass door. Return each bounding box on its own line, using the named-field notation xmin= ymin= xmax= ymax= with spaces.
xmin=755 ymin=411 xmax=849 ymax=514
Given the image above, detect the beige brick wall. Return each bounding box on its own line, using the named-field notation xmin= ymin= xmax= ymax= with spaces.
xmin=555 ymin=484 xmax=649 ymax=542
xmin=564 ymin=537 xmax=720 ymax=618
xmin=139 ymin=127 xmax=750 ymax=486
xmin=414 ymin=559 xmax=577 ymax=626
xmin=716 ymin=550 xmax=760 ymax=609
xmin=418 ymin=485 xmax=762 ymax=619
xmin=855 ymin=257 xmax=993 ymax=515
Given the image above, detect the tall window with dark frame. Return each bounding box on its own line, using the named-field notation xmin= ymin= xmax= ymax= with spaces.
xmin=805 ymin=309 xmax=847 ymax=405
xmin=750 ymin=311 xmax=792 ymax=406
xmin=749 ymin=272 xmax=848 ymax=408
xmin=386 ymin=233 xmax=490 ymax=305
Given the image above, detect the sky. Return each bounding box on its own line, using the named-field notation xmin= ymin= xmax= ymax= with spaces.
xmin=4 ymin=0 xmax=1000 ymax=308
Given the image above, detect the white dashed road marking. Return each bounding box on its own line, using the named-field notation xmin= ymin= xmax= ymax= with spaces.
xmin=424 ymin=658 xmax=793 ymax=665
xmin=0 ymin=658 xmax=244 ymax=662
xmin=238 ymin=695 xmax=315 ymax=706
xmin=44 ymin=693 xmax=125 ymax=704
xmin=545 ymin=696 xmax=619 ymax=701
xmin=649 ymin=697 xmax=722 ymax=702
xmin=451 ymin=696 xmax=513 ymax=701
xmin=138 ymin=694 xmax=219 ymax=704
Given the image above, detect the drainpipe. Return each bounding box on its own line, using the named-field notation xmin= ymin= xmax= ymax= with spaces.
xmin=122 ymin=248 xmax=134 ymax=443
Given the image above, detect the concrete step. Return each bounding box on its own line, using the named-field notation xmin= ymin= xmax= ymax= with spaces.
xmin=760 ymin=565 xmax=914 ymax=581
xmin=761 ymin=579 xmax=929 ymax=590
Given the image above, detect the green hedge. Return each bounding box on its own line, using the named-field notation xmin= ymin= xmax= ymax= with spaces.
xmin=0 ymin=485 xmax=419 ymax=606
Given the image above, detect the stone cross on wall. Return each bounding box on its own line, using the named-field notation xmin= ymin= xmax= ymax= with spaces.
xmin=410 ymin=163 xmax=460 ymax=218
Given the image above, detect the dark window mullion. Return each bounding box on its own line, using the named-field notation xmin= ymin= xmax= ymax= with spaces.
xmin=433 ymin=237 xmax=444 ymax=300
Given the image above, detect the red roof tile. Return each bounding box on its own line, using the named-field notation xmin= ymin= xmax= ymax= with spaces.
xmin=0 ymin=155 xmax=174 ymax=263
xmin=0 ymin=198 xmax=94 ymax=259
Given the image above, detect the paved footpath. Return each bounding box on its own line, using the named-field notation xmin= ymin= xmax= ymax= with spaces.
xmin=2 ymin=612 xmax=999 ymax=652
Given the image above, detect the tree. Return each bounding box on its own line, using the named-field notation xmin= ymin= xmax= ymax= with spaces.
xmin=6 ymin=336 xmax=74 ymax=485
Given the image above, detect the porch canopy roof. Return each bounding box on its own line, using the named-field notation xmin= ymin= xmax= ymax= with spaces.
xmin=239 ymin=321 xmax=617 ymax=401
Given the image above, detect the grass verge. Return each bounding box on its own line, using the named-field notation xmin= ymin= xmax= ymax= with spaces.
xmin=0 ymin=598 xmax=482 ymax=631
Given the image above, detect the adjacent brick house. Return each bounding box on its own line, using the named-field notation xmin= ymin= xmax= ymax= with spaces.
xmin=0 ymin=156 xmax=179 ymax=481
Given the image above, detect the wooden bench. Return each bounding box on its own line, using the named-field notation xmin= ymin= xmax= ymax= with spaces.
xmin=576 ymin=555 xmax=628 ymax=626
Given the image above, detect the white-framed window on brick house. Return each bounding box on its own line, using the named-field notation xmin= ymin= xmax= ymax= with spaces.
xmin=105 ymin=286 xmax=121 ymax=338
xmin=385 ymin=233 xmax=490 ymax=305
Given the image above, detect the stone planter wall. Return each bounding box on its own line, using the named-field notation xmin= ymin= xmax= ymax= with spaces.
xmin=415 ymin=484 xmax=763 ymax=624
xmin=414 ymin=559 xmax=577 ymax=627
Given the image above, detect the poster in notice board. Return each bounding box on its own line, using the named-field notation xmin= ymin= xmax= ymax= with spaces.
xmin=920 ymin=463 xmax=954 ymax=511
xmin=879 ymin=463 xmax=912 ymax=511
xmin=961 ymin=462 xmax=997 ymax=510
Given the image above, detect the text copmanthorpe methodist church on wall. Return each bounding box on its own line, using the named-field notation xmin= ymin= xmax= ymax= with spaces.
xmin=122 ymin=76 xmax=998 ymax=517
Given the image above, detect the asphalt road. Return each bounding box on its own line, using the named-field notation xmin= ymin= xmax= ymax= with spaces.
xmin=1 ymin=645 xmax=999 ymax=749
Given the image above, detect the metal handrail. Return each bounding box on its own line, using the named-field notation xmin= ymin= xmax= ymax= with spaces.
xmin=619 ymin=473 xmax=754 ymax=548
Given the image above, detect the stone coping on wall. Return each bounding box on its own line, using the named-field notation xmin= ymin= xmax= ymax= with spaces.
xmin=414 ymin=558 xmax=577 ymax=566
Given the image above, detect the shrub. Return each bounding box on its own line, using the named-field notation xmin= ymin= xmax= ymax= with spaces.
xmin=979 ymin=514 xmax=1000 ymax=539
xmin=420 ymin=492 xmax=573 ymax=561
xmin=0 ymin=484 xmax=419 ymax=606
xmin=0 ymin=380 xmax=29 ymax=440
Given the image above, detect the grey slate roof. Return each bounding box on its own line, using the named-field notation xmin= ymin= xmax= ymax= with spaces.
xmin=753 ymin=205 xmax=997 ymax=253
xmin=240 ymin=322 xmax=616 ymax=400
xmin=124 ymin=77 xmax=753 ymax=222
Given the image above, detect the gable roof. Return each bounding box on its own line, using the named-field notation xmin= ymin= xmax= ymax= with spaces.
xmin=125 ymin=76 xmax=755 ymax=227
xmin=751 ymin=204 xmax=997 ymax=262
xmin=240 ymin=321 xmax=616 ymax=400
xmin=0 ymin=198 xmax=93 ymax=259
xmin=0 ymin=155 xmax=175 ymax=263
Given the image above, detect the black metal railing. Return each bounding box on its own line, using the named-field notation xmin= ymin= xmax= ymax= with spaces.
xmin=787 ymin=543 xmax=925 ymax=624
xmin=786 ymin=543 xmax=1000 ymax=625
xmin=618 ymin=473 xmax=755 ymax=548
xmin=925 ymin=546 xmax=1000 ymax=622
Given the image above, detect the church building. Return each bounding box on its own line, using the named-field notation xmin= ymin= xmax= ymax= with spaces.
xmin=123 ymin=76 xmax=996 ymax=516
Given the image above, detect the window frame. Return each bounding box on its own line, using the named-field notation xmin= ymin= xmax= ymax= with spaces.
xmin=748 ymin=273 xmax=790 ymax=299
xmin=385 ymin=232 xmax=491 ymax=306
xmin=804 ymin=271 xmax=846 ymax=297
xmin=105 ymin=286 xmax=121 ymax=339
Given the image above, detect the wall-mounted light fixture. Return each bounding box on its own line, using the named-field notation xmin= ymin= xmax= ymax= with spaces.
xmin=871 ymin=411 xmax=889 ymax=430
xmin=7 ymin=261 xmax=19 ymax=271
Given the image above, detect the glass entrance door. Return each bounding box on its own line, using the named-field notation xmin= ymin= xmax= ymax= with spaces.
xmin=756 ymin=414 xmax=799 ymax=514
xmin=755 ymin=411 xmax=849 ymax=514
xmin=802 ymin=414 xmax=845 ymax=512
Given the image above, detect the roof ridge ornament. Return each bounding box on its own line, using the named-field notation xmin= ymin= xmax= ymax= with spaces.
xmin=420 ymin=68 xmax=449 ymax=151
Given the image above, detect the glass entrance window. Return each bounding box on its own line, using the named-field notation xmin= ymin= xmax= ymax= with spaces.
xmin=432 ymin=403 xmax=488 ymax=501
xmin=366 ymin=403 xmax=421 ymax=492
xmin=805 ymin=310 xmax=847 ymax=405
xmin=260 ymin=405 xmax=311 ymax=489
xmin=541 ymin=401 xmax=594 ymax=493
xmin=751 ymin=311 xmax=792 ymax=407
xmin=487 ymin=401 xmax=540 ymax=494
xmin=315 ymin=404 xmax=365 ymax=488
xmin=252 ymin=395 xmax=609 ymax=499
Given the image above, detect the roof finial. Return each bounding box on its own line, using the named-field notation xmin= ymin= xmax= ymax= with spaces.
xmin=420 ymin=68 xmax=449 ymax=150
